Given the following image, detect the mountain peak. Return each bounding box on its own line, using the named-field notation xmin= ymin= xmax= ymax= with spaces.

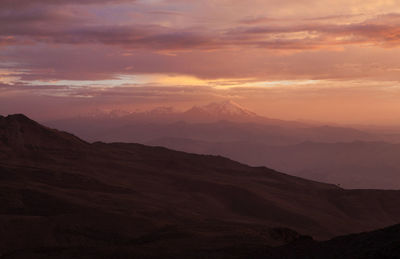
xmin=3 ymin=114 xmax=34 ymax=123
xmin=198 ymin=100 xmax=257 ymax=117
xmin=182 ymin=100 xmax=259 ymax=122
xmin=0 ymin=114 xmax=87 ymax=151
xmin=147 ymin=106 xmax=176 ymax=115
xmin=220 ymin=99 xmax=241 ymax=106
xmin=0 ymin=114 xmax=42 ymax=130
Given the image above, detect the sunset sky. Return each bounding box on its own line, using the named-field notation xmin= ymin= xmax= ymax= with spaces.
xmin=1 ymin=0 xmax=400 ymax=124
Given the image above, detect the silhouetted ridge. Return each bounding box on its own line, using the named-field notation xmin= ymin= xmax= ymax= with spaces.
xmin=3 ymin=114 xmax=33 ymax=122
xmin=2 ymin=115 xmax=400 ymax=258
xmin=0 ymin=114 xmax=87 ymax=150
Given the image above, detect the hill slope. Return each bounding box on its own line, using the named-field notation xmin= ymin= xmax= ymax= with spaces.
xmin=1 ymin=114 xmax=400 ymax=257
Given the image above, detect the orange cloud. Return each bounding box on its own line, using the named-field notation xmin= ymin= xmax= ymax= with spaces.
xmin=1 ymin=0 xmax=400 ymax=124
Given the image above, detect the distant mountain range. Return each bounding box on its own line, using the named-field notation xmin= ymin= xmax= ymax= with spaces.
xmin=147 ymin=138 xmax=400 ymax=189
xmin=47 ymin=100 xmax=309 ymax=128
xmin=183 ymin=100 xmax=260 ymax=122
xmin=45 ymin=100 xmax=380 ymax=145
xmin=1 ymin=114 xmax=400 ymax=258
xmin=42 ymin=100 xmax=400 ymax=189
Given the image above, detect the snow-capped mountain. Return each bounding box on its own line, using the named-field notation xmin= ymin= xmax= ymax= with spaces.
xmin=198 ymin=100 xmax=257 ymax=117
xmin=183 ymin=100 xmax=260 ymax=122
xmin=82 ymin=100 xmax=260 ymax=122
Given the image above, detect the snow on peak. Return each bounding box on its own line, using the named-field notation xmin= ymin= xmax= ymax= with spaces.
xmin=198 ymin=100 xmax=257 ymax=117
xmin=147 ymin=106 xmax=176 ymax=115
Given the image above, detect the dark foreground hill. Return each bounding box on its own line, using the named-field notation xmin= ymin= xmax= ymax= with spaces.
xmin=1 ymin=114 xmax=400 ymax=258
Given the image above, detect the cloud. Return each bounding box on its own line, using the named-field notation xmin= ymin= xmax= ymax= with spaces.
xmin=2 ymin=0 xmax=400 ymax=124
xmin=1 ymin=0 xmax=135 ymax=8
xmin=1 ymin=7 xmax=400 ymax=52
xmin=3 ymin=79 xmax=400 ymax=126
xmin=1 ymin=0 xmax=400 ymax=84
xmin=230 ymin=14 xmax=400 ymax=49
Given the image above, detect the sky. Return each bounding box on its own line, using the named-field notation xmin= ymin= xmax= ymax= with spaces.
xmin=1 ymin=0 xmax=400 ymax=124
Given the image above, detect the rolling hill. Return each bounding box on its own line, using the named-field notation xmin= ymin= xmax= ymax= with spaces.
xmin=1 ymin=114 xmax=400 ymax=258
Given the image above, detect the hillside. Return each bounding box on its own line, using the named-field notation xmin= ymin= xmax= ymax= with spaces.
xmin=1 ymin=114 xmax=400 ymax=258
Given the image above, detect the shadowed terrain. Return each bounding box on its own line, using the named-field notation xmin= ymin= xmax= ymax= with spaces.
xmin=1 ymin=114 xmax=400 ymax=258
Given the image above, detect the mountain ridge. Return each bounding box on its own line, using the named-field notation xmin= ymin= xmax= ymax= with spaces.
xmin=183 ymin=100 xmax=260 ymax=122
xmin=2 ymin=114 xmax=400 ymax=257
xmin=54 ymin=100 xmax=304 ymax=126
xmin=1 ymin=114 xmax=87 ymax=151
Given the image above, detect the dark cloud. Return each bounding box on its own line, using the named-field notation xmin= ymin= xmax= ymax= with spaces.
xmin=231 ymin=14 xmax=400 ymax=48
xmin=1 ymin=9 xmax=400 ymax=52
xmin=1 ymin=0 xmax=135 ymax=8
xmin=1 ymin=1 xmax=400 ymax=84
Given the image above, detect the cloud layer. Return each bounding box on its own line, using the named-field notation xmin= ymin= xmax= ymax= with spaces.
xmin=1 ymin=0 xmax=400 ymax=123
